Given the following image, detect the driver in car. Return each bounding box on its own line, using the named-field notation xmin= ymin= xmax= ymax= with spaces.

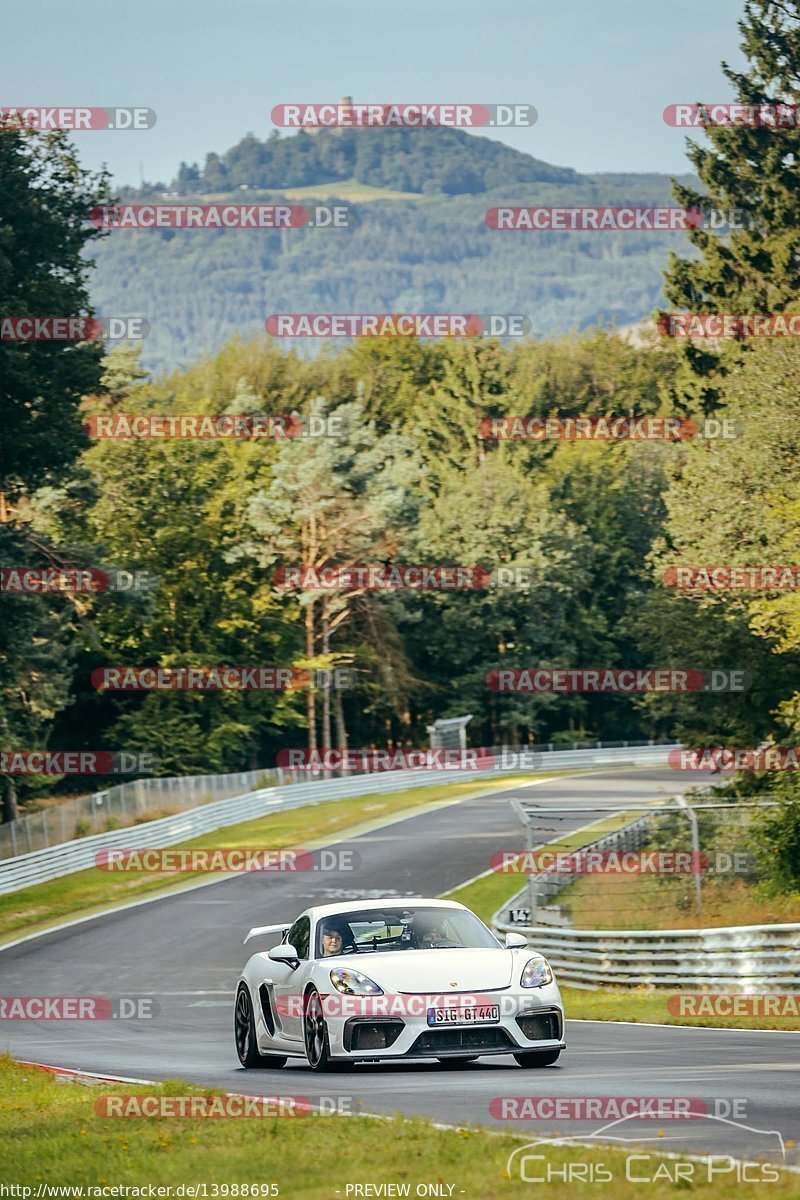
xmin=321 ymin=924 xmax=345 ymax=957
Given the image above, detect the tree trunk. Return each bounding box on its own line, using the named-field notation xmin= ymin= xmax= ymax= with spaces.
xmin=321 ymin=596 xmax=331 ymax=753
xmin=305 ymin=601 xmax=317 ymax=753
xmin=1 ymin=710 xmax=19 ymax=822
xmin=334 ymin=687 xmax=348 ymax=773
xmin=3 ymin=774 xmax=19 ymax=824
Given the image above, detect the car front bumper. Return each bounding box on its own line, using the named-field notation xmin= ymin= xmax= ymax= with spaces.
xmin=325 ymin=985 xmax=564 ymax=1059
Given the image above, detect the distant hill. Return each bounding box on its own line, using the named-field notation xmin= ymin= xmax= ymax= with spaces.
xmin=122 ymin=127 xmax=582 ymax=198
xmin=94 ymin=128 xmax=697 ymax=374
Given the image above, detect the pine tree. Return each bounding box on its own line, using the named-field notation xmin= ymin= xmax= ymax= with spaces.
xmin=0 ymin=126 xmax=111 ymax=501
xmin=663 ymin=0 xmax=800 ymax=405
xmin=0 ymin=126 xmax=110 ymax=820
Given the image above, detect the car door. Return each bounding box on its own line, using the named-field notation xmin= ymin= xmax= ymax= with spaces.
xmin=270 ymin=915 xmax=313 ymax=1042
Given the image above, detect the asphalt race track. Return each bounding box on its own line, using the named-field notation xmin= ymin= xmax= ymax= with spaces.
xmin=2 ymin=767 xmax=798 ymax=1170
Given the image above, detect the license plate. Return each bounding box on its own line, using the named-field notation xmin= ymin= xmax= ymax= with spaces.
xmin=427 ymin=1005 xmax=500 ymax=1026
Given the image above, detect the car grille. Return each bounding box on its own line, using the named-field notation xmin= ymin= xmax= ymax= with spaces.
xmin=410 ymin=1027 xmax=514 ymax=1055
xmin=515 ymin=1009 xmax=562 ymax=1042
xmin=344 ymin=1019 xmax=405 ymax=1052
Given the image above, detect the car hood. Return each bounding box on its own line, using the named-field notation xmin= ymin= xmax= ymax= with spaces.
xmin=347 ymin=948 xmax=516 ymax=993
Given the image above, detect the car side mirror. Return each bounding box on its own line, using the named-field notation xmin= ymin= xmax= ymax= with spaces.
xmin=268 ymin=942 xmax=300 ymax=967
xmin=505 ymin=932 xmax=528 ymax=949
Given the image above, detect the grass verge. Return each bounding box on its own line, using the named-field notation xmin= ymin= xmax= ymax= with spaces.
xmin=3 ymin=1057 xmax=795 ymax=1197
xmin=557 ymin=870 xmax=800 ymax=929
xmin=0 ymin=774 xmax=541 ymax=945
xmin=559 ymin=986 xmax=800 ymax=1031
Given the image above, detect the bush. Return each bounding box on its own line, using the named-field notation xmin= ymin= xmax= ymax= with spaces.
xmin=751 ymin=799 xmax=800 ymax=896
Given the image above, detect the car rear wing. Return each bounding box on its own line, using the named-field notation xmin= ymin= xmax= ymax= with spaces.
xmin=243 ymin=923 xmax=289 ymax=945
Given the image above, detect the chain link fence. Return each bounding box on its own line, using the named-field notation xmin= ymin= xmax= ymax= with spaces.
xmin=497 ymin=796 xmax=787 ymax=933
xmin=0 ymin=768 xmax=277 ymax=859
xmin=0 ymin=738 xmax=673 ymax=860
xmin=493 ymin=796 xmax=799 ymax=988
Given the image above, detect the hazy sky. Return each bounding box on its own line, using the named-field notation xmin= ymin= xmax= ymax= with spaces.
xmin=3 ymin=0 xmax=745 ymax=186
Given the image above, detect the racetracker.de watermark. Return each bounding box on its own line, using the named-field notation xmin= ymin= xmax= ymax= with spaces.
xmin=668 ymin=747 xmax=800 ymax=771
xmin=272 ymin=565 xmax=544 ymax=590
xmin=88 ymin=204 xmax=351 ymax=229
xmin=265 ymin=314 xmax=530 ymax=337
xmin=659 ymin=313 xmax=800 ymax=338
xmin=94 ymin=847 xmax=359 ymax=873
xmin=478 ymin=416 xmax=741 ymax=441
xmin=278 ymin=748 xmax=541 ymax=772
xmin=83 ymin=413 xmax=344 ymax=439
xmin=664 ymin=102 xmax=800 ymax=127
xmin=485 ymin=206 xmax=708 ymax=231
xmin=95 ymin=1094 xmax=356 ymax=1118
xmin=486 ymin=668 xmax=749 ymax=693
xmin=274 ymin=992 xmax=541 ymax=1019
xmin=271 ymin=102 xmax=537 ymax=128
xmin=0 ymin=107 xmax=156 ymax=130
xmin=667 ymin=993 xmax=800 ymax=1019
xmin=0 ymin=996 xmax=157 ymax=1019
xmin=91 ymin=666 xmax=353 ymax=691
xmin=490 ymin=849 xmax=749 ymax=875
xmin=1 ymin=317 xmax=148 ymax=341
xmin=0 ymin=751 xmax=157 ymax=775
xmin=489 ymin=1096 xmax=746 ymax=1120
xmin=1 ymin=567 xmax=154 ymax=593
xmin=664 ymin=565 xmax=800 ymax=590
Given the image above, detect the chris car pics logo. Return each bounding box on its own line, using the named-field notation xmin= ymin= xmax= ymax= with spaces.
xmin=505 ymin=1114 xmax=785 ymax=1185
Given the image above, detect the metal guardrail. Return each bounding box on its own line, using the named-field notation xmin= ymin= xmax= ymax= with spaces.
xmin=0 ymin=737 xmax=673 ymax=860
xmin=0 ymin=743 xmax=675 ymax=895
xmin=493 ymin=918 xmax=800 ymax=990
xmin=0 ymin=766 xmax=281 ymax=860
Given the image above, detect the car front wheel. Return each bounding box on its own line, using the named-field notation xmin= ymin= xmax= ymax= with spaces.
xmin=235 ymin=983 xmax=287 ymax=1069
xmin=304 ymin=987 xmax=353 ymax=1072
xmin=304 ymin=987 xmax=335 ymax=1071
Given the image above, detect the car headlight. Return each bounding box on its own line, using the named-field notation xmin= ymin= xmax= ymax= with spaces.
xmin=521 ymin=956 xmax=553 ymax=988
xmin=329 ymin=967 xmax=384 ymax=995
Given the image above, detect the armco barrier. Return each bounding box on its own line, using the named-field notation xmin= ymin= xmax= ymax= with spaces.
xmin=0 ymin=738 xmax=675 ymax=860
xmin=0 ymin=766 xmax=280 ymax=859
xmin=492 ymin=917 xmax=800 ymax=990
xmin=0 ymin=743 xmax=674 ymax=895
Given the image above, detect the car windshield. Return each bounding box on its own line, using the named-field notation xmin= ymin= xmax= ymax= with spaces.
xmin=315 ymin=906 xmax=499 ymax=957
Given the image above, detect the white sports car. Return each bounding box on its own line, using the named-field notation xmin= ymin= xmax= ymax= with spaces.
xmin=234 ymin=897 xmax=564 ymax=1071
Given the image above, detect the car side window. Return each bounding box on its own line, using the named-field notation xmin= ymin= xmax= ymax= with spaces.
xmin=287 ymin=916 xmax=310 ymax=960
